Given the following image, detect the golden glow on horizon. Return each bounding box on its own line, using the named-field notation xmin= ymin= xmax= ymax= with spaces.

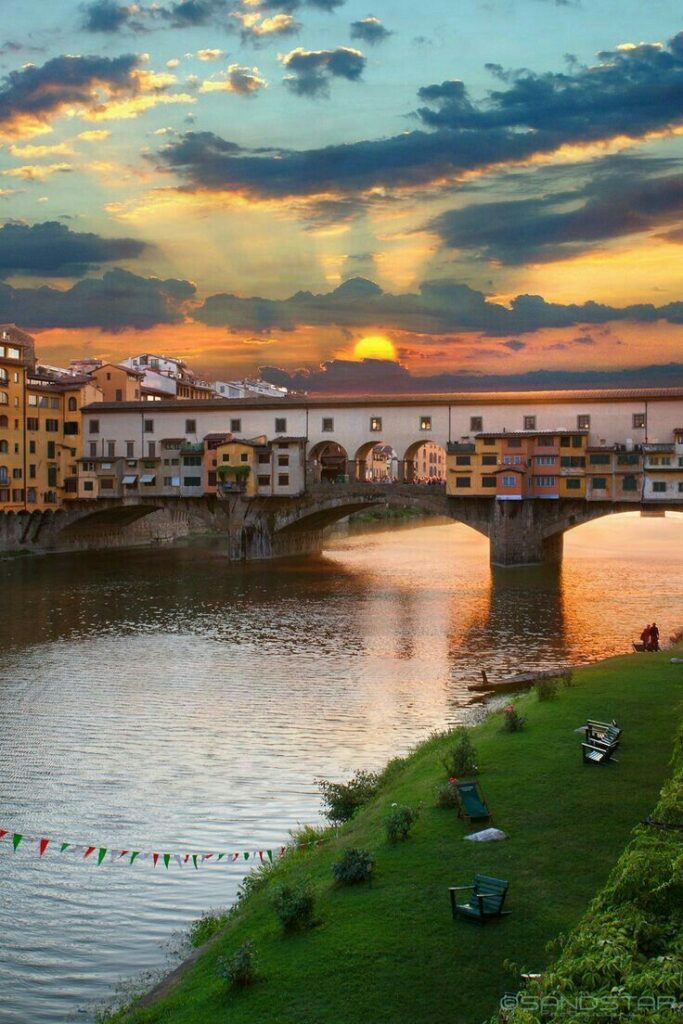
xmin=353 ymin=335 xmax=398 ymax=361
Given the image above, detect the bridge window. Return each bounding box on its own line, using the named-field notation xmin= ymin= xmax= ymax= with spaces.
xmin=89 ymin=419 xmax=100 ymax=434
xmin=652 ymin=481 xmax=667 ymax=493
xmin=633 ymin=413 xmax=646 ymax=429
xmin=144 ymin=419 xmax=154 ymax=433
xmin=126 ymin=441 xmax=134 ymax=458
xmin=507 ymin=438 xmax=522 ymax=448
xmin=482 ymin=437 xmax=495 ymax=446
xmin=258 ymin=453 xmax=270 ymax=464
xmin=185 ymin=419 xmax=196 ymax=434
xmin=589 ymin=453 xmax=610 ymax=465
xmin=577 ymin=414 xmax=590 ymax=429
xmin=47 ymin=442 xmax=56 ymax=459
xmin=565 ymin=478 xmax=582 ymax=489
xmin=482 ymin=476 xmax=496 ymax=487
xmin=536 ymin=455 xmax=555 ymax=465
xmin=68 ymin=397 xmax=77 ymax=412
xmin=100 ymin=478 xmax=115 ymax=490
xmin=523 ymin=416 xmax=536 ymax=430
xmin=470 ymin=416 xmax=483 ymax=433
xmin=278 ymin=474 xmax=289 ymax=486
xmin=64 ymin=422 xmax=78 ymax=435
xmin=230 ymin=418 xmax=241 ymax=433
xmin=107 ymin=441 xmax=115 ymax=458
xmin=678 ymin=482 xmax=683 ymax=493
xmin=370 ymin=417 xmax=382 ymax=432
xmin=27 ymin=487 xmax=36 ymax=503
xmin=275 ymin=417 xmax=287 ymax=434
xmin=278 ymin=455 xmax=289 ymax=467
xmin=322 ymin=418 xmax=334 ymax=432
xmin=561 ymin=456 xmax=585 ymax=468
xmin=456 ymin=455 xmax=471 ymax=466
xmin=0 ymin=441 xmax=6 ymax=454
xmin=83 ymin=481 xmax=94 ymax=492
xmin=0 ymin=415 xmax=7 ymax=427
xmin=591 ymin=478 xmax=607 ymax=490
xmin=482 ymin=454 xmax=497 ymax=466
xmin=455 ymin=477 xmax=471 ymax=487
xmin=183 ymin=476 xmax=202 ymax=486
xmin=536 ymin=476 xmax=556 ymax=487
xmin=184 ymin=455 xmax=203 ymax=466
xmin=622 ymin=475 xmax=638 ymax=491
xmin=45 ymin=419 xmax=59 ymax=433
xmin=258 ymin=475 xmax=270 ymax=487
xmin=420 ymin=416 xmax=432 ymax=431
xmin=502 ymin=476 xmax=517 ymax=487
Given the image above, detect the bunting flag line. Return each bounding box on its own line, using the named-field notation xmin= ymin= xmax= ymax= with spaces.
xmin=0 ymin=825 xmax=328 ymax=870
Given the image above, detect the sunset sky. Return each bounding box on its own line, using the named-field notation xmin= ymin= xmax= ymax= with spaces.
xmin=1 ymin=0 xmax=683 ymax=391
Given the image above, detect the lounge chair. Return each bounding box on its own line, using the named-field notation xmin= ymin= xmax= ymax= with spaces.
xmin=586 ymin=719 xmax=622 ymax=747
xmin=449 ymin=874 xmax=510 ymax=923
xmin=453 ymin=779 xmax=492 ymax=825
xmin=582 ymin=741 xmax=618 ymax=765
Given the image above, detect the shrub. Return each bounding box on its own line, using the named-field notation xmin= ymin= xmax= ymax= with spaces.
xmin=331 ymin=848 xmax=374 ymax=885
xmin=442 ymin=727 xmax=479 ymax=777
xmin=271 ymin=881 xmax=316 ymax=932
xmin=318 ymin=770 xmax=380 ymax=823
xmin=289 ymin=823 xmax=328 ymax=847
xmin=501 ymin=704 xmax=527 ymax=732
xmin=188 ymin=908 xmax=231 ymax=948
xmin=560 ymin=669 xmax=574 ymax=688
xmin=216 ymin=940 xmax=258 ymax=990
xmin=384 ymin=804 xmax=418 ymax=843
xmin=435 ymin=780 xmax=460 ymax=809
xmin=535 ymin=677 xmax=559 ymax=702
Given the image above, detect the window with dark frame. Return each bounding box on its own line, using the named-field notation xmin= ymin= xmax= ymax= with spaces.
xmin=470 ymin=416 xmax=483 ymax=433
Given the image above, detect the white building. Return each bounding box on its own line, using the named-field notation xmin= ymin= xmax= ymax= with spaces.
xmin=214 ymin=378 xmax=289 ymax=400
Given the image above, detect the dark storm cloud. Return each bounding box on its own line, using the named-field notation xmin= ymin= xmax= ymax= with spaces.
xmin=429 ymin=168 xmax=683 ymax=263
xmin=281 ymin=47 xmax=365 ymax=97
xmin=156 ymin=0 xmax=230 ymax=27
xmin=0 ymin=269 xmax=194 ymax=330
xmin=0 ymin=53 xmax=140 ymax=133
xmin=260 ymin=360 xmax=683 ymax=395
xmin=350 ymin=16 xmax=391 ymax=46
xmin=258 ymin=0 xmax=346 ymax=9
xmin=80 ymin=1 xmax=143 ymax=33
xmin=0 ymin=221 xmax=149 ymax=278
xmin=195 ymin=275 xmax=683 ymax=336
xmin=156 ymin=32 xmax=683 ymax=199
xmin=502 ymin=339 xmax=526 ymax=351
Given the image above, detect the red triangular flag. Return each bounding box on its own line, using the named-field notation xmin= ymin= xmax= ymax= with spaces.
xmin=39 ymin=838 xmax=49 ymax=857
xmin=153 ymin=853 xmax=159 ymax=867
xmin=84 ymin=846 xmax=96 ymax=859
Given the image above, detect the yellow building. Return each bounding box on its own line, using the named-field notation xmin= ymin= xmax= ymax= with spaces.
xmin=214 ymin=437 xmax=268 ymax=497
xmin=0 ymin=325 xmax=35 ymax=509
xmin=90 ymin=363 xmax=144 ymax=403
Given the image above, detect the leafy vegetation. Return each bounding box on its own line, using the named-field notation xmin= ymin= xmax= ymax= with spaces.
xmin=331 ymin=847 xmax=374 ymax=885
xmin=384 ymin=805 xmax=419 ymax=843
xmin=271 ymin=881 xmax=316 ymax=932
xmin=501 ymin=702 xmax=528 ymax=732
xmin=434 ymin=780 xmax=460 ymax=809
xmin=109 ymin=650 xmax=683 ymax=1024
xmin=535 ymin=677 xmax=559 ymax=702
xmin=317 ymin=769 xmax=380 ymax=823
xmin=441 ymin=727 xmax=479 ymax=776
xmin=215 ymin=941 xmax=258 ymax=990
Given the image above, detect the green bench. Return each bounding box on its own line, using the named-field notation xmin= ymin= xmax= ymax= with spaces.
xmin=586 ymin=719 xmax=622 ymax=747
xmin=449 ymin=874 xmax=510 ymax=924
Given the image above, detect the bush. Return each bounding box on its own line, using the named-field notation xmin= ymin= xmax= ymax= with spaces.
xmin=271 ymin=881 xmax=316 ymax=932
xmin=331 ymin=847 xmax=374 ymax=885
xmin=216 ymin=940 xmax=258 ymax=990
xmin=318 ymin=770 xmax=380 ymax=823
xmin=384 ymin=805 xmax=418 ymax=843
xmin=560 ymin=669 xmax=574 ymax=688
xmin=289 ymin=823 xmax=328 ymax=847
xmin=535 ymin=677 xmax=559 ymax=702
xmin=501 ymin=704 xmax=527 ymax=732
xmin=435 ymin=780 xmax=460 ymax=809
xmin=188 ymin=908 xmax=231 ymax=949
xmin=442 ymin=727 xmax=479 ymax=777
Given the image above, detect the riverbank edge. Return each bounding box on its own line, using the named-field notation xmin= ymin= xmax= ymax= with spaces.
xmin=108 ymin=646 xmax=683 ymax=1024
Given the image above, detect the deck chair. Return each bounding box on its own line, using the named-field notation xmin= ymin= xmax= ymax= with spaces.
xmin=453 ymin=780 xmax=492 ymax=825
xmin=586 ymin=720 xmax=622 ymax=747
xmin=449 ymin=874 xmax=510 ymax=924
xmin=582 ymin=741 xmax=617 ymax=765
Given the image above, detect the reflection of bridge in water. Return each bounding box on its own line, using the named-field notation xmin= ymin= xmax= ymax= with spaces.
xmin=6 ymin=481 xmax=682 ymax=566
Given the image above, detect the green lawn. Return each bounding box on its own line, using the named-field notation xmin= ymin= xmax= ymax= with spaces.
xmin=114 ymin=652 xmax=683 ymax=1024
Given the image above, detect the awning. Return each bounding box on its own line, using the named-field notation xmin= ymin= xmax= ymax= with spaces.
xmin=140 ymin=474 xmax=156 ymax=484
xmin=122 ymin=474 xmax=138 ymax=485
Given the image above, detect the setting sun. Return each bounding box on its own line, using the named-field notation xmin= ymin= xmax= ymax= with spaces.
xmin=352 ymin=335 xmax=397 ymax=361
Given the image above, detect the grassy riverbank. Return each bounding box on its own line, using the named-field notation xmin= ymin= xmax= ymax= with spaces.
xmin=113 ymin=652 xmax=683 ymax=1024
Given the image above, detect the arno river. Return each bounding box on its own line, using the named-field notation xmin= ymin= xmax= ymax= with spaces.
xmin=1 ymin=514 xmax=682 ymax=1023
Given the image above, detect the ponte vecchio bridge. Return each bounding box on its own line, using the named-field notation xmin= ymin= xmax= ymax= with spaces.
xmin=6 ymin=387 xmax=683 ymax=565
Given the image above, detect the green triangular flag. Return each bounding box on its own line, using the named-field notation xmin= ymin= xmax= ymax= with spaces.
xmin=217 ymin=853 xmax=225 ymax=861
xmin=163 ymin=854 xmax=171 ymax=870
xmin=12 ymin=834 xmax=22 ymax=851
xmin=192 ymin=854 xmax=199 ymax=870
xmin=60 ymin=843 xmax=70 ymax=853
xmin=97 ymin=848 xmax=107 ymax=866
xmin=130 ymin=851 xmax=140 ymax=864
xmin=266 ymin=850 xmax=273 ymax=862
xmin=244 ymin=852 xmax=250 ymax=861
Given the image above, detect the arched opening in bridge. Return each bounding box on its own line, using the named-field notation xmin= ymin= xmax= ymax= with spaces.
xmin=354 ymin=441 xmax=399 ymax=483
xmin=308 ymin=441 xmax=350 ymax=484
xmin=402 ymin=440 xmax=447 ymax=486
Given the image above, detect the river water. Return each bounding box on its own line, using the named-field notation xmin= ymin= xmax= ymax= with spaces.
xmin=1 ymin=514 xmax=682 ymax=1023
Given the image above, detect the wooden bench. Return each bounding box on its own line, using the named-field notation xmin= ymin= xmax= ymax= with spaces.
xmin=449 ymin=874 xmax=510 ymax=924
xmin=582 ymin=740 xmax=618 ymax=765
xmin=586 ymin=719 xmax=622 ymax=747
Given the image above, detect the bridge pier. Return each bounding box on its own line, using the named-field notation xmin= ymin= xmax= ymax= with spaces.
xmin=488 ymin=500 xmax=564 ymax=567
